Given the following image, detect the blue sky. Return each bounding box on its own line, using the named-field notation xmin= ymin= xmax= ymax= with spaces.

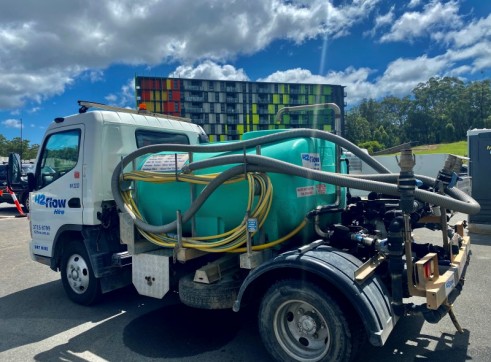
xmin=1 ymin=0 xmax=490 ymax=145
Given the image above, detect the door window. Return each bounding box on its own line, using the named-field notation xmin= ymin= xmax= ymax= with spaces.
xmin=37 ymin=129 xmax=81 ymax=188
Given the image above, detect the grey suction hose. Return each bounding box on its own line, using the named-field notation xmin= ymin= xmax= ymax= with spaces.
xmin=185 ymin=155 xmax=480 ymax=215
xmin=346 ymin=173 xmax=479 ymax=214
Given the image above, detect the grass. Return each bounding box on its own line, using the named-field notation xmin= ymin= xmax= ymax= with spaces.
xmin=411 ymin=141 xmax=467 ymax=156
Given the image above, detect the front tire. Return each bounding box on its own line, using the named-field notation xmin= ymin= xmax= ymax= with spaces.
xmin=259 ymin=279 xmax=352 ymax=362
xmin=61 ymin=241 xmax=100 ymax=305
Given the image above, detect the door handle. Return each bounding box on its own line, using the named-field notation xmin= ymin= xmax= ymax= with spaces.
xmin=68 ymin=198 xmax=81 ymax=208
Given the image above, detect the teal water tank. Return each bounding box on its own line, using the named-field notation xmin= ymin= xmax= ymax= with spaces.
xmin=135 ymin=131 xmax=345 ymax=242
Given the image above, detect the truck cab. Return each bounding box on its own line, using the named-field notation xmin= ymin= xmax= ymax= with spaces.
xmin=27 ymin=102 xmax=207 ymax=304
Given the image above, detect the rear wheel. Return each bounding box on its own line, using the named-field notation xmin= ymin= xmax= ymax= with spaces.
xmin=259 ymin=279 xmax=352 ymax=362
xmin=61 ymin=241 xmax=100 ymax=305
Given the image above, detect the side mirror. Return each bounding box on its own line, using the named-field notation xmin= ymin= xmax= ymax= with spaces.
xmin=7 ymin=153 xmax=21 ymax=186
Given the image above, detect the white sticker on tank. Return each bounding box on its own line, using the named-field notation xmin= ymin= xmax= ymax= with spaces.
xmin=141 ymin=154 xmax=189 ymax=172
xmin=297 ymin=186 xmax=315 ymax=197
xmin=296 ymin=184 xmax=328 ymax=198
xmin=301 ymin=153 xmax=321 ymax=170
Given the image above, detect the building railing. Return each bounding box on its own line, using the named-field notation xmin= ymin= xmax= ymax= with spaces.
xmin=184 ymin=107 xmax=203 ymax=113
xmin=186 ymin=85 xmax=203 ymax=91
xmin=184 ymin=96 xmax=204 ymax=102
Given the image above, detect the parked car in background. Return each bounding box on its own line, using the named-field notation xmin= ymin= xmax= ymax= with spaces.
xmin=0 ymin=163 xmax=34 ymax=211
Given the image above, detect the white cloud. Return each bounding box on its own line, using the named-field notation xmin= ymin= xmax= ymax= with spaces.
xmin=2 ymin=119 xmax=22 ymax=129
xmin=169 ymin=61 xmax=250 ymax=81
xmin=432 ymin=14 xmax=491 ymax=73
xmin=380 ymin=0 xmax=462 ymax=43
xmin=105 ymin=78 xmax=135 ymax=107
xmin=365 ymin=6 xmax=395 ymax=37
xmin=408 ymin=0 xmax=422 ymax=8
xmin=0 ymin=0 xmax=380 ymax=110
xmin=375 ymin=6 xmax=395 ymax=29
xmin=434 ymin=13 xmax=491 ymax=48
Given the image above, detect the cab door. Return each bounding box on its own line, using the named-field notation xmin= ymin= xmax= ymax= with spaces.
xmin=30 ymin=126 xmax=84 ymax=258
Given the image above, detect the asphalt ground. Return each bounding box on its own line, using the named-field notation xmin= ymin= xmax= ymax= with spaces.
xmin=1 ymin=202 xmax=491 ymax=361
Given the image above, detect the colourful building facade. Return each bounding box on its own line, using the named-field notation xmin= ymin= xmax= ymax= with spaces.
xmin=135 ymin=77 xmax=346 ymax=142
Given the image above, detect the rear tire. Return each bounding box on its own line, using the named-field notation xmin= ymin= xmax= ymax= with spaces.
xmin=259 ymin=279 xmax=352 ymax=362
xmin=61 ymin=241 xmax=100 ymax=305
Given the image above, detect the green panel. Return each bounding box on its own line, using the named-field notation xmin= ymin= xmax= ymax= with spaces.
xmin=284 ymin=114 xmax=290 ymax=124
xmin=280 ymin=84 xmax=286 ymax=94
xmin=268 ymin=104 xmax=276 ymax=114
xmin=283 ymin=94 xmax=289 ymax=104
xmin=308 ymin=95 xmax=315 ymax=103
xmin=252 ymin=103 xmax=257 ymax=114
xmin=323 ymin=86 xmax=332 ymax=95
xmin=273 ymin=94 xmax=280 ymax=104
xmin=238 ymin=124 xmax=244 ymax=133
xmin=300 ymin=85 xmax=306 ymax=93
xmin=253 ymin=114 xmax=259 ymax=124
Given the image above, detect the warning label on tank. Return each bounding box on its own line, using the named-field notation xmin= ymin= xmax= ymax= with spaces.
xmin=296 ymin=184 xmax=327 ymax=198
xmin=301 ymin=153 xmax=321 ymax=170
xmin=141 ymin=154 xmax=189 ymax=172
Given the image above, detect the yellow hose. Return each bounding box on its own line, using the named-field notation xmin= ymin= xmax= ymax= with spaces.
xmin=119 ymin=170 xmax=306 ymax=252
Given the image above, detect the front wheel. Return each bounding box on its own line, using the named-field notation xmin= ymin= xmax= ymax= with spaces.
xmin=61 ymin=241 xmax=100 ymax=305
xmin=259 ymin=279 xmax=352 ymax=362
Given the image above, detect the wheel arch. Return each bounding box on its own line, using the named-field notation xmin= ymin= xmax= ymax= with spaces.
xmin=234 ymin=246 xmax=396 ymax=347
xmin=50 ymin=225 xmax=84 ymax=272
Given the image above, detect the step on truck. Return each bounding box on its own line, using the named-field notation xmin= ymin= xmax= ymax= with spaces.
xmin=8 ymin=100 xmax=479 ymax=362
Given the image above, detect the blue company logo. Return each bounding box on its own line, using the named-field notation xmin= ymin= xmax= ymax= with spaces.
xmin=34 ymin=194 xmax=66 ymax=214
xmin=302 ymin=153 xmax=320 ymax=163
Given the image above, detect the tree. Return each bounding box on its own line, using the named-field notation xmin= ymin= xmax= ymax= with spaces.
xmin=345 ymin=111 xmax=371 ymax=145
xmin=373 ymin=125 xmax=389 ymax=149
xmin=0 ymin=136 xmax=39 ymax=161
xmin=358 ymin=141 xmax=383 ymax=154
xmin=412 ymin=77 xmax=467 ymax=141
xmin=465 ymin=79 xmax=491 ymax=130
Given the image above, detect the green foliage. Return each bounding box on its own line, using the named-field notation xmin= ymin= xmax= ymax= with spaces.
xmin=358 ymin=140 xmax=383 ymax=154
xmin=345 ymin=76 xmax=491 ymax=150
xmin=0 ymin=136 xmax=39 ymax=161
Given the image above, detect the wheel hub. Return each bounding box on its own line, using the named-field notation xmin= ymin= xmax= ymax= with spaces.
xmin=298 ymin=313 xmax=318 ymax=335
xmin=66 ymin=254 xmax=89 ymax=294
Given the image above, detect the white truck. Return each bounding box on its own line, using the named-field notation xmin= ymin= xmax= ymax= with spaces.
xmin=8 ymin=100 xmax=479 ymax=362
